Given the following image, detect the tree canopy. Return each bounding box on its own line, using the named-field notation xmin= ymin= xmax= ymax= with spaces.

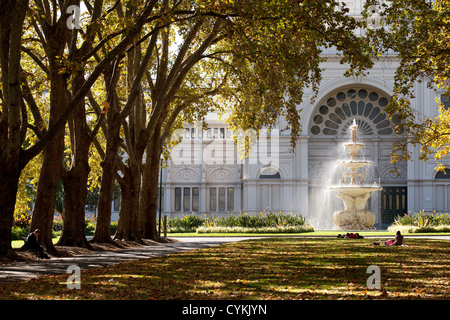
xmin=364 ymin=0 xmax=450 ymax=170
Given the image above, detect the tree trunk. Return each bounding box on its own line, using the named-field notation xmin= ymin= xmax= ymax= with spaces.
xmin=139 ymin=131 xmax=162 ymax=241
xmin=29 ymin=15 xmax=71 ymax=253
xmin=0 ymin=0 xmax=28 ymax=259
xmin=115 ymin=165 xmax=142 ymax=242
xmin=57 ymin=73 xmax=92 ymax=248
xmin=0 ymin=165 xmax=19 ymax=258
xmin=57 ymin=165 xmax=92 ymax=248
xmin=30 ymin=67 xmax=66 ymax=252
xmin=57 ymin=127 xmax=91 ymax=248
xmin=29 ymin=68 xmax=67 ymax=253
xmin=30 ymin=129 xmax=65 ymax=253
xmin=91 ymin=112 xmax=121 ymax=243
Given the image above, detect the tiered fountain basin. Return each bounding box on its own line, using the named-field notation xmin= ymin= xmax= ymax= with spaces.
xmin=337 ymin=160 xmax=370 ymax=169
xmin=342 ymin=142 xmax=365 ymax=160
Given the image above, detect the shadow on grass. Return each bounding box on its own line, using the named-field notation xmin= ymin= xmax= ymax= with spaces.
xmin=1 ymin=238 xmax=449 ymax=300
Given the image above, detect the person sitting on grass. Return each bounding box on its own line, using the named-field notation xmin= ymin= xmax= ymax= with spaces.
xmin=385 ymin=230 xmax=404 ymax=246
xmin=23 ymin=229 xmax=51 ymax=259
xmin=373 ymin=231 xmax=404 ymax=246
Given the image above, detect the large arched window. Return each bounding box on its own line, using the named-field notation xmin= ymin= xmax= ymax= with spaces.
xmin=435 ymin=168 xmax=450 ymax=179
xmin=310 ymin=87 xmax=403 ymax=137
xmin=259 ymin=167 xmax=281 ymax=179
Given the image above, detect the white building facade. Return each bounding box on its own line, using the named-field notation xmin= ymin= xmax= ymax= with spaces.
xmin=153 ymin=1 xmax=450 ymax=229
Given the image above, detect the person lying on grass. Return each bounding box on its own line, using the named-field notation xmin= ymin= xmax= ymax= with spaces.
xmin=337 ymin=233 xmax=364 ymax=239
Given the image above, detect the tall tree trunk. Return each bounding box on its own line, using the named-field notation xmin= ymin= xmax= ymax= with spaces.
xmin=114 ymin=165 xmax=142 ymax=242
xmin=0 ymin=0 xmax=28 ymax=259
xmin=0 ymin=166 xmax=19 ymax=258
xmin=30 ymin=72 xmax=67 ymax=253
xmin=57 ymin=73 xmax=92 ymax=248
xmin=57 ymin=163 xmax=91 ymax=248
xmin=91 ymin=58 xmax=122 ymax=244
xmin=29 ymin=132 xmax=64 ymax=253
xmin=139 ymin=131 xmax=162 ymax=241
xmin=29 ymin=13 xmax=71 ymax=253
xmin=91 ymin=112 xmax=121 ymax=243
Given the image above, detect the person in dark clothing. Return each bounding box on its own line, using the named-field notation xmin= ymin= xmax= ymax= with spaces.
xmin=24 ymin=229 xmax=50 ymax=259
xmin=393 ymin=230 xmax=404 ymax=245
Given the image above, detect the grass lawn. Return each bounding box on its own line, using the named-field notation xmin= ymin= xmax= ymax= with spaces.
xmin=167 ymin=230 xmax=450 ymax=237
xmin=1 ymin=237 xmax=449 ymax=300
xmin=11 ymin=231 xmax=450 ymax=248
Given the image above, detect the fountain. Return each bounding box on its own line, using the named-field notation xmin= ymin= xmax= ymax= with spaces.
xmin=330 ymin=120 xmax=382 ymax=230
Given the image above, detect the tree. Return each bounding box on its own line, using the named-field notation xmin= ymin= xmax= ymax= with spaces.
xmin=363 ymin=0 xmax=450 ymax=170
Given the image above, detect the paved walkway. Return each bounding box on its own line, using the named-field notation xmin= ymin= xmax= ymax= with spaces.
xmin=0 ymin=237 xmax=252 ymax=284
xmin=1 ymin=235 xmax=449 ymax=284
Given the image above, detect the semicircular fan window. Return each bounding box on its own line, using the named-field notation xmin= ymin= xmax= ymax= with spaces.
xmin=342 ymin=119 xmax=373 ymax=136
xmin=310 ymin=88 xmax=404 ymax=137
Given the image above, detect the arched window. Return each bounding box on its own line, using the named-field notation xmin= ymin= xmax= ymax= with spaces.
xmin=435 ymin=169 xmax=450 ymax=179
xmin=310 ymin=87 xmax=403 ymax=137
xmin=259 ymin=167 xmax=281 ymax=179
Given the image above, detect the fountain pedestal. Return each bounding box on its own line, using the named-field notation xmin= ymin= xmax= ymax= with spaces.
xmin=331 ymin=187 xmax=379 ymax=230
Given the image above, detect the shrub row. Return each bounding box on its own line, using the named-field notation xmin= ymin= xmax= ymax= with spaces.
xmin=11 ymin=220 xmax=118 ymax=240
xmin=196 ymin=225 xmax=314 ymax=234
xmin=389 ymin=211 xmax=450 ymax=233
xmin=166 ymin=212 xmax=312 ymax=233
xmin=393 ymin=211 xmax=450 ymax=227
xmin=388 ymin=225 xmax=450 ymax=234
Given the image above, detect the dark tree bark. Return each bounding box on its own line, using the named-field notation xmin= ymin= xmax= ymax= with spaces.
xmin=29 ymin=129 xmax=65 ymax=254
xmin=139 ymin=131 xmax=162 ymax=241
xmin=91 ymin=58 xmax=123 ymax=244
xmin=90 ymin=111 xmax=122 ymax=243
xmin=114 ymin=164 xmax=142 ymax=243
xmin=57 ymin=74 xmax=92 ymax=248
xmin=57 ymin=164 xmax=91 ymax=248
xmin=0 ymin=0 xmax=30 ymax=258
xmin=0 ymin=167 xmax=20 ymax=258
